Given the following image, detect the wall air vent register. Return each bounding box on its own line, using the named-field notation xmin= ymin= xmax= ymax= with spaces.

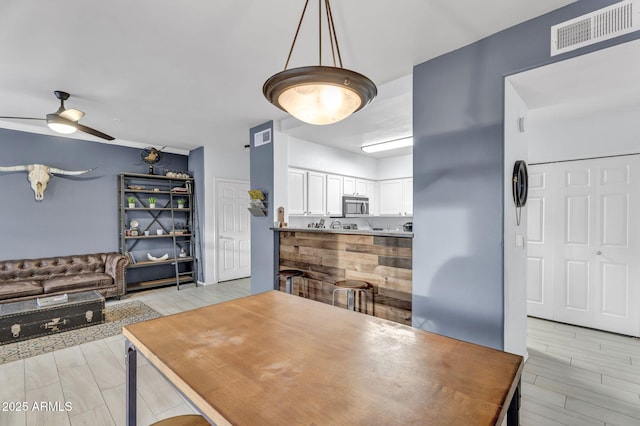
xmin=551 ymin=0 xmax=640 ymax=56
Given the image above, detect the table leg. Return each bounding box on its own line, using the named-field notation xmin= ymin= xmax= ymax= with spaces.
xmin=125 ymin=339 xmax=137 ymax=426
xmin=507 ymin=379 xmax=520 ymax=426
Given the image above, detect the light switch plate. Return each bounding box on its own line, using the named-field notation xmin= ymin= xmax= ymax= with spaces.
xmin=515 ymin=234 xmax=525 ymax=248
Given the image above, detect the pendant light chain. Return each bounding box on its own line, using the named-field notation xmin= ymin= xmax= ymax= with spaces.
xmin=283 ymin=0 xmax=344 ymax=70
xmin=325 ymin=0 xmax=343 ymax=68
xmin=318 ymin=0 xmax=322 ymax=66
xmin=284 ymin=0 xmax=311 ymax=70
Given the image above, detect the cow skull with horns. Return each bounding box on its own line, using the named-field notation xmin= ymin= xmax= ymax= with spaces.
xmin=0 ymin=164 xmax=94 ymax=201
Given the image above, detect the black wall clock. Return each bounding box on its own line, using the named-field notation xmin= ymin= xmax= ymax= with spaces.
xmin=512 ymin=160 xmax=528 ymax=225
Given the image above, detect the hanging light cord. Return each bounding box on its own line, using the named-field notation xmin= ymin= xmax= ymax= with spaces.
xmin=325 ymin=0 xmax=342 ymax=67
xmin=283 ymin=0 xmax=343 ymax=70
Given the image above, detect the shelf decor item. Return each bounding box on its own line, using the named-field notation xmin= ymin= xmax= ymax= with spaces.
xmin=248 ymin=189 xmax=268 ymax=217
xmin=177 ymin=198 xmax=186 ymax=208
xmin=148 ymin=196 xmax=156 ymax=208
xmin=127 ymin=196 xmax=136 ymax=208
xmin=141 ymin=147 xmax=164 ymax=175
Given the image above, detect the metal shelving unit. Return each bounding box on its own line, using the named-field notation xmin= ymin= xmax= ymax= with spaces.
xmin=118 ymin=172 xmax=197 ymax=292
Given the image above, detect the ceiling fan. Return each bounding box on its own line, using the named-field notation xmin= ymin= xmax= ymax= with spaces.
xmin=0 ymin=90 xmax=115 ymax=140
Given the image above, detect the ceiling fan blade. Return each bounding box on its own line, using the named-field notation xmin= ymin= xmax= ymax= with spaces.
xmin=59 ymin=108 xmax=85 ymax=122
xmin=0 ymin=116 xmax=46 ymax=121
xmin=75 ymin=123 xmax=115 ymax=141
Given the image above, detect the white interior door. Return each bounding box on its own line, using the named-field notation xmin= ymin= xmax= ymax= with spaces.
xmin=527 ymin=156 xmax=640 ymax=336
xmin=217 ymin=180 xmax=251 ymax=282
xmin=526 ymin=168 xmax=555 ymax=319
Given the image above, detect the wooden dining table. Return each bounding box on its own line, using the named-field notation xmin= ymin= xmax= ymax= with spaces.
xmin=123 ymin=290 xmax=523 ymax=426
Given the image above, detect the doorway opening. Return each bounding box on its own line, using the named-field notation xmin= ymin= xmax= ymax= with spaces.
xmin=503 ymin=38 xmax=640 ymax=356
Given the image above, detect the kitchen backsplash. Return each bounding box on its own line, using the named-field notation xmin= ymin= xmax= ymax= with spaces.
xmin=288 ymin=215 xmax=412 ymax=231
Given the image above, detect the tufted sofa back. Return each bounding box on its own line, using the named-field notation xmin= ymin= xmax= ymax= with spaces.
xmin=0 ymin=253 xmax=109 ymax=282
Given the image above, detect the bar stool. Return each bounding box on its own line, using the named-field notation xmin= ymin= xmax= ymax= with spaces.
xmin=332 ymin=280 xmax=371 ymax=313
xmin=276 ymin=269 xmax=307 ymax=297
xmin=151 ymin=414 xmax=209 ymax=425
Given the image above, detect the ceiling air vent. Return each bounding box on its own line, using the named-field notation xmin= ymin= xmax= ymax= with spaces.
xmin=551 ymin=0 xmax=640 ymax=56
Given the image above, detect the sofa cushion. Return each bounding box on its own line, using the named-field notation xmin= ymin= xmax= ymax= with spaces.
xmin=43 ymin=273 xmax=113 ymax=294
xmin=0 ymin=281 xmax=44 ymax=300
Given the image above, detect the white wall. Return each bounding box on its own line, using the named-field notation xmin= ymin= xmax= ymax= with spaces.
xmin=203 ymin=141 xmax=250 ymax=283
xmin=376 ymin=154 xmax=412 ymax=180
xmin=273 ymin=131 xmax=289 ymax=220
xmin=528 ymin=99 xmax=640 ymax=163
xmin=288 ymin=137 xmax=413 ymax=181
xmin=288 ymin=137 xmax=378 ymax=179
xmin=503 ymin=80 xmax=530 ymax=357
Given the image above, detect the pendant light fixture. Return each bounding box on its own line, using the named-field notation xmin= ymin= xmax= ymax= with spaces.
xmin=263 ymin=0 xmax=377 ymax=125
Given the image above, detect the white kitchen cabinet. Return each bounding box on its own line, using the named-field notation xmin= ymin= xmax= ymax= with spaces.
xmin=343 ymin=176 xmax=355 ymax=196
xmin=288 ymin=169 xmax=326 ymax=216
xmin=355 ymin=179 xmax=367 ymax=196
xmin=343 ymin=177 xmax=368 ymax=196
xmin=378 ymin=178 xmax=412 ymax=216
xmin=402 ymin=178 xmax=413 ymax=216
xmin=326 ymin=174 xmax=343 ymax=216
xmin=367 ymin=180 xmax=378 ymax=215
xmin=288 ymin=169 xmax=307 ymax=215
xmin=307 ymin=171 xmax=326 ymax=215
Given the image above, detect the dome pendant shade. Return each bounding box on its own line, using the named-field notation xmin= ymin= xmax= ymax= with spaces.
xmin=263 ymin=66 xmax=377 ymax=125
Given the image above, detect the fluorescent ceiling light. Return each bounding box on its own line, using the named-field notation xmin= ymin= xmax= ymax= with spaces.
xmin=361 ymin=137 xmax=413 ymax=153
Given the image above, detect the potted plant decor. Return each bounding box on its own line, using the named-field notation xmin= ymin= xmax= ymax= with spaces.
xmin=177 ymin=198 xmax=186 ymax=208
xmin=148 ymin=197 xmax=157 ymax=208
xmin=127 ymin=196 xmax=136 ymax=208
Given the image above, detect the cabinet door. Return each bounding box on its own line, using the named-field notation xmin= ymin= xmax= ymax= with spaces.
xmin=367 ymin=180 xmax=377 ymax=215
xmin=343 ymin=177 xmax=356 ymax=196
xmin=402 ymin=178 xmax=413 ymax=216
xmin=307 ymin=172 xmax=326 ymax=215
xmin=288 ymin=169 xmax=307 ymax=215
xmin=326 ymin=174 xmax=343 ymax=216
xmin=379 ymin=180 xmax=404 ymax=215
xmin=355 ymin=179 xmax=367 ymax=196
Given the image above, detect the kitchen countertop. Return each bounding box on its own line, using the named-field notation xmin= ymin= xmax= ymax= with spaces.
xmin=271 ymin=227 xmax=413 ymax=238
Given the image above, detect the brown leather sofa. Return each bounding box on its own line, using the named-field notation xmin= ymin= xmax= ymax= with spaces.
xmin=0 ymin=252 xmax=128 ymax=304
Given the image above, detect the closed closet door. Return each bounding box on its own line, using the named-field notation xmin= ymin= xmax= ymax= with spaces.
xmin=217 ymin=180 xmax=251 ymax=282
xmin=526 ymin=168 xmax=554 ymax=319
xmin=527 ymin=156 xmax=640 ymax=336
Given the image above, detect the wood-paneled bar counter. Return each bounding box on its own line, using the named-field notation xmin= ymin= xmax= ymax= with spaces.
xmin=274 ymin=228 xmax=412 ymax=325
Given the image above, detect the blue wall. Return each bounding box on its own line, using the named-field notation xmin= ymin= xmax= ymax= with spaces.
xmin=0 ymin=128 xmax=188 ymax=260
xmin=412 ymin=0 xmax=640 ymax=349
xmin=249 ymin=121 xmax=276 ymax=294
xmin=188 ymin=146 xmax=205 ymax=282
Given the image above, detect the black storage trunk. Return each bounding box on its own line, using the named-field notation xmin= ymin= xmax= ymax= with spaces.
xmin=0 ymin=290 xmax=105 ymax=345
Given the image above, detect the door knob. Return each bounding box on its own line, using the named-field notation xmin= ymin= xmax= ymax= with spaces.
xmin=596 ymin=251 xmax=602 ymax=255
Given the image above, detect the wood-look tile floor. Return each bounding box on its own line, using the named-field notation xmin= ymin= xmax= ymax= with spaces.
xmin=2 ymin=281 xmax=639 ymax=426
xmin=522 ymin=317 xmax=640 ymax=425
xmin=0 ymin=279 xmax=250 ymax=426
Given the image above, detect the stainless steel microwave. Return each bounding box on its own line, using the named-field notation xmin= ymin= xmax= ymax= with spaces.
xmin=342 ymin=196 xmax=369 ymax=217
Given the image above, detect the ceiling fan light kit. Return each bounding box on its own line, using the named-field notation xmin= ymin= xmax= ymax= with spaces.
xmin=0 ymin=90 xmax=114 ymax=140
xmin=46 ymin=114 xmax=77 ymax=134
xmin=263 ymin=0 xmax=377 ymax=126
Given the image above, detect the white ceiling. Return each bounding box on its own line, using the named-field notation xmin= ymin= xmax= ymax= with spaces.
xmin=0 ymin=0 xmax=575 ymax=156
